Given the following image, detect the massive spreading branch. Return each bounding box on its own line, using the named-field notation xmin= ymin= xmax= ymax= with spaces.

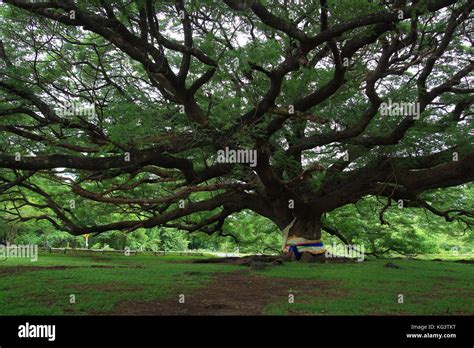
xmin=0 ymin=0 xmax=472 ymax=241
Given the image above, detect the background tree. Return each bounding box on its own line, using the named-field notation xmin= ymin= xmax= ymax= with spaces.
xmin=0 ymin=0 xmax=473 ymax=255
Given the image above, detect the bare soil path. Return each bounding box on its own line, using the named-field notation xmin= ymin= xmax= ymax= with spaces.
xmin=113 ymin=271 xmax=341 ymax=315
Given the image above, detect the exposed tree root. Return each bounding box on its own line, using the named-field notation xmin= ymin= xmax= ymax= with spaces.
xmin=192 ymin=252 xmax=359 ymax=265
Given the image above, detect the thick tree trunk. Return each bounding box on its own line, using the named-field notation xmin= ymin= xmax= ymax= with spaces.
xmin=286 ymin=216 xmax=323 ymax=241
xmin=276 ymin=209 xmax=325 ymax=261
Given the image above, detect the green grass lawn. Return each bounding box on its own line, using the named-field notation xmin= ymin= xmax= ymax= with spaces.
xmin=0 ymin=253 xmax=472 ymax=315
xmin=0 ymin=253 xmax=239 ymax=315
xmin=258 ymin=259 xmax=474 ymax=315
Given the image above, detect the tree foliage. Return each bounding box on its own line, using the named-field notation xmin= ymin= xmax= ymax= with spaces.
xmin=0 ymin=0 xmax=473 ymax=250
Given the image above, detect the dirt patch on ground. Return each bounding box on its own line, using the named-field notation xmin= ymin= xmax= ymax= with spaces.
xmin=0 ymin=264 xmax=134 ymax=276
xmin=455 ymin=259 xmax=474 ymax=264
xmin=113 ymin=271 xmax=342 ymax=315
xmin=68 ymin=283 xmax=144 ymax=292
xmin=0 ymin=265 xmax=71 ymax=276
xmin=190 ymin=254 xmax=357 ymax=266
xmin=90 ymin=265 xmax=116 ymax=269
